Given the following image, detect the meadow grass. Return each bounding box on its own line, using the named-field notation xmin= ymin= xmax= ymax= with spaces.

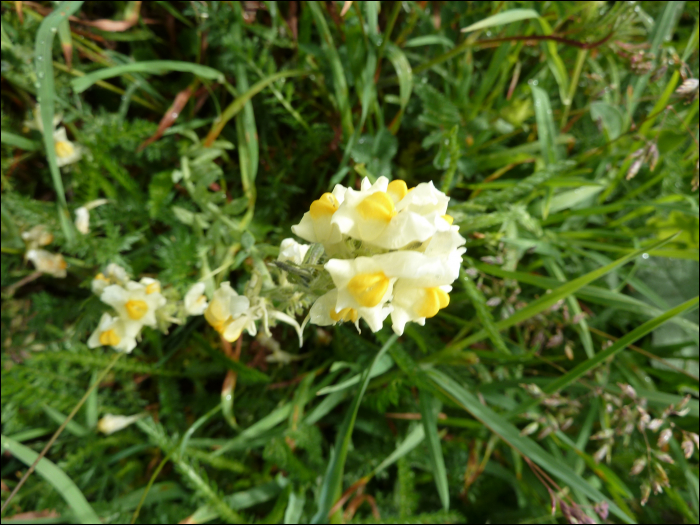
xmin=1 ymin=2 xmax=698 ymax=523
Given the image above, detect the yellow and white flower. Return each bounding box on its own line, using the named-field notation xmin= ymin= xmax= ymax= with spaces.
xmin=330 ymin=177 xmax=453 ymax=250
xmin=21 ymin=225 xmax=54 ymax=249
xmin=184 ymin=282 xmax=208 ymax=316
xmin=53 ymin=127 xmax=82 ymax=167
xmin=26 ymin=249 xmax=67 ymax=278
xmin=322 ymin=248 xmax=464 ymax=334
xmin=204 ymin=281 xmax=256 ymax=342
xmin=100 ymin=281 xmax=166 ymax=330
xmin=87 ymin=312 xmax=139 ymax=353
xmin=74 ymin=207 xmax=90 ymax=234
xmin=325 ymin=256 xmax=396 ymax=313
xmin=277 ymin=238 xmax=310 ymax=264
xmin=291 ymin=184 xmax=347 ymax=246
xmin=307 ymin=288 xmax=391 ymax=333
xmin=390 ymin=282 xmax=452 ymax=336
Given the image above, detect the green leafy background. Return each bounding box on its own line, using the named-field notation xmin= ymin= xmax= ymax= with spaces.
xmin=1 ymin=2 xmax=698 ymax=524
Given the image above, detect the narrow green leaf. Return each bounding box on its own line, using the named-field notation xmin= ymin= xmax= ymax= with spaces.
xmin=384 ymin=43 xmax=413 ymax=110
xmin=508 ymin=296 xmax=699 ymax=417
xmin=41 ymin=404 xmax=88 ymax=437
xmin=311 ymin=335 xmax=398 ymax=523
xmin=425 ymin=372 xmax=635 ymax=524
xmin=190 ymin=479 xmax=287 ymax=524
xmin=404 ymin=35 xmax=455 ymax=48
xmin=460 ymin=270 xmax=511 ymax=354
xmin=71 ymin=61 xmax=224 ymax=93
xmin=543 ymin=259 xmax=595 ymax=358
xmin=537 ymin=18 xmax=570 ymax=107
xmin=316 ymin=353 xmax=394 ymax=395
xmin=85 ymin=371 xmax=98 ymax=429
xmin=590 ymin=102 xmax=623 ymax=140
xmin=307 ymin=2 xmax=353 ymax=139
xmin=461 ymin=9 xmax=540 ymax=33
xmin=419 ymin=391 xmax=449 ymax=511
xmin=1 ymin=435 xmax=100 ymax=524
xmin=212 ymin=404 xmax=292 ymax=456
xmin=531 ymin=85 xmax=561 ymax=165
xmin=1 ymin=131 xmax=40 ymax=151
xmin=284 ymin=490 xmax=306 ymax=525
xmin=372 ymin=425 xmax=425 ymax=477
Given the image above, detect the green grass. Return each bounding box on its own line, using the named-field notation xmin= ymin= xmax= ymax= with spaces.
xmin=1 ymin=2 xmax=699 ymax=524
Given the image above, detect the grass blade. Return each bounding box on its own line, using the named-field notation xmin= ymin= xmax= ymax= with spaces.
xmin=35 ymin=1 xmax=84 ymax=244
xmin=1 ymin=435 xmax=100 ymax=524
xmin=531 ymin=84 xmax=561 ymax=165
xmin=460 ymin=269 xmax=511 ymax=354
xmin=372 ymin=424 xmax=425 ymax=477
xmin=307 ymin=2 xmax=353 ymax=139
xmin=461 ymin=9 xmax=540 ymax=33
xmin=311 ymin=334 xmax=398 ymax=523
xmin=425 ymin=371 xmax=635 ymax=524
xmin=436 ymin=233 xmax=679 ymax=358
xmin=419 ymin=391 xmax=450 ymax=511
xmin=1 ymin=131 xmax=40 ymax=151
xmin=41 ymin=404 xmax=88 ymax=437
xmin=384 ymin=42 xmax=413 ymax=110
xmin=507 ymin=296 xmax=699 ymax=417
xmin=71 ymin=60 xmax=224 ymax=93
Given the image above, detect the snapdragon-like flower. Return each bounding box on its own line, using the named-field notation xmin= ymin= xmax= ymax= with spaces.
xmin=291 ymin=184 xmax=347 ymax=250
xmin=293 ymin=176 xmax=465 ymax=336
xmin=26 ymin=249 xmax=67 ymax=278
xmin=184 ymin=282 xmax=208 ymax=316
xmin=21 ymin=225 xmax=54 ymax=250
xmin=87 ymin=312 xmax=139 ymax=353
xmin=53 ymin=127 xmax=82 ymax=167
xmin=204 ymin=281 xmax=256 ymax=342
xmin=100 ymin=281 xmax=166 ymax=331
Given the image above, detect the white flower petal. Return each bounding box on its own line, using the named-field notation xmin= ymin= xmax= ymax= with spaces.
xmin=277 ymin=238 xmax=310 ymax=264
xmin=184 ymin=282 xmax=208 ymax=316
xmin=74 ymin=207 xmax=90 ymax=234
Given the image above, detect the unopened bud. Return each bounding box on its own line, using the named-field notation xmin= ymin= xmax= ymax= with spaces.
xmin=97 ymin=413 xmax=145 ymax=435
xmin=630 ymin=457 xmax=646 ymax=476
xmin=593 ymin=444 xmax=609 ymax=464
xmin=656 ymin=453 xmax=674 ymax=465
xmin=640 ymin=483 xmax=651 ymax=506
xmin=647 ymin=418 xmax=664 ymax=432
xmin=520 ymin=422 xmax=539 ymax=437
xmin=657 ymin=428 xmax=673 ymax=447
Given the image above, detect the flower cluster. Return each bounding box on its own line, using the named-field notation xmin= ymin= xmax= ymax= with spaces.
xmin=88 ymin=264 xmax=208 ymax=353
xmin=292 ymin=176 xmax=465 ymax=335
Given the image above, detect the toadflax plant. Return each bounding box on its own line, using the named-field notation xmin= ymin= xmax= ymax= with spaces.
xmin=86 ymin=176 xmax=465 ymax=355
